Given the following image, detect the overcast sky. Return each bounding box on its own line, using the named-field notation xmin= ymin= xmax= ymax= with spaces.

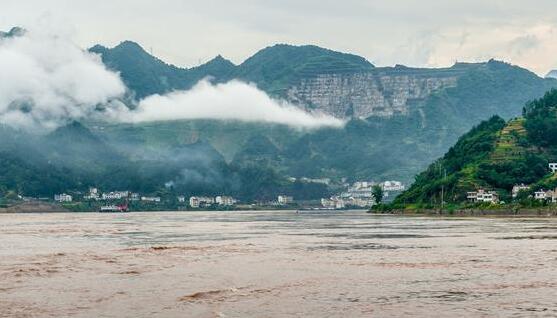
xmin=2 ymin=0 xmax=557 ymax=75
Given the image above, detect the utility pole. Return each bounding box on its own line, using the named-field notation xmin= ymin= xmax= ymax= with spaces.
xmin=441 ymin=168 xmax=446 ymax=210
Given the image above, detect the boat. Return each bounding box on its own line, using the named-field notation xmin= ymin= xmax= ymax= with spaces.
xmin=99 ymin=203 xmax=129 ymax=213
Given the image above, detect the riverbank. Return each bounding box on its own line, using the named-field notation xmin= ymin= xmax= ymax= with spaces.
xmin=370 ymin=208 xmax=557 ymax=217
xmin=0 ymin=201 xmax=69 ymax=213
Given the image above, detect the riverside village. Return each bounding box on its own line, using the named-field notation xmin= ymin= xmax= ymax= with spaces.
xmin=22 ymin=178 xmax=407 ymax=212
xmin=465 ymin=163 xmax=557 ymax=205
xmin=12 ymin=162 xmax=557 ymax=212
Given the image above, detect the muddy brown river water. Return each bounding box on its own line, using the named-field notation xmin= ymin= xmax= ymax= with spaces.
xmin=1 ymin=211 xmax=557 ymax=317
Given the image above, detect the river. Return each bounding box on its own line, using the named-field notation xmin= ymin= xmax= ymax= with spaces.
xmin=1 ymin=211 xmax=556 ymax=317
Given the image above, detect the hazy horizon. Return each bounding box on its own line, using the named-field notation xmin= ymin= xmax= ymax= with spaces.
xmin=3 ymin=0 xmax=557 ymax=75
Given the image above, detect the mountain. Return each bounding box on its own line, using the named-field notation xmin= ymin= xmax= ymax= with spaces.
xmin=88 ymin=42 xmax=375 ymax=101
xmin=89 ymin=41 xmax=235 ymax=99
xmin=88 ymin=40 xmax=557 ymax=185
xmin=233 ymin=44 xmax=375 ymax=94
xmin=394 ymin=89 xmax=557 ymax=205
xmin=90 ymin=40 xmax=557 ymax=120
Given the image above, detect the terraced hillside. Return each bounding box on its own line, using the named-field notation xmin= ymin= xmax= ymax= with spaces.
xmin=490 ymin=118 xmax=529 ymax=162
xmin=395 ymin=90 xmax=557 ymax=205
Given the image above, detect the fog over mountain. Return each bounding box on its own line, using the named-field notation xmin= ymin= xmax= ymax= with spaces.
xmin=122 ymin=80 xmax=344 ymax=129
xmin=0 ymin=28 xmax=125 ymax=130
xmin=0 ymin=28 xmax=343 ymax=131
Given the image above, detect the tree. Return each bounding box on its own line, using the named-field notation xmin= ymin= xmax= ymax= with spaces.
xmin=372 ymin=185 xmax=384 ymax=205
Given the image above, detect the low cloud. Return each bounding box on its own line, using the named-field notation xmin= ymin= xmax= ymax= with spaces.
xmin=0 ymin=28 xmax=126 ymax=131
xmin=0 ymin=28 xmax=343 ymax=131
xmin=117 ymin=80 xmax=344 ymax=129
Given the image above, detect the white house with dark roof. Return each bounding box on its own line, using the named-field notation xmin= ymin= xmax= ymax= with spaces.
xmin=467 ymin=189 xmax=499 ymax=204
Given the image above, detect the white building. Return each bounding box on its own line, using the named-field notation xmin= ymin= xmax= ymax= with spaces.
xmin=550 ymin=163 xmax=557 ymax=173
xmin=189 ymin=197 xmax=200 ymax=208
xmin=102 ymin=191 xmax=129 ymax=200
xmin=535 ymin=190 xmax=548 ymax=201
xmin=352 ymin=181 xmax=375 ymax=189
xmin=335 ymin=181 xmax=381 ymax=207
xmin=141 ymin=196 xmax=161 ymax=202
xmin=177 ymin=196 xmax=186 ymax=203
xmin=347 ymin=197 xmax=375 ymax=208
xmin=54 ymin=193 xmax=72 ymax=203
xmin=534 ymin=189 xmax=557 ymax=202
xmin=189 ymin=196 xmax=214 ymax=208
xmin=300 ymin=177 xmax=331 ymax=185
xmin=383 ymin=181 xmax=405 ymax=192
xmin=512 ymin=184 xmax=530 ymax=198
xmin=215 ymin=196 xmax=237 ymax=206
xmin=467 ymin=189 xmax=499 ymax=203
xmin=321 ymin=197 xmax=346 ymax=209
xmin=83 ymin=187 xmax=99 ymax=200
xmin=341 ymin=182 xmax=374 ymax=200
xmin=277 ymin=195 xmax=294 ymax=205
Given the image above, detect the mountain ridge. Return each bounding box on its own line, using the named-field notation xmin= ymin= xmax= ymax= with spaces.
xmin=90 ymin=39 xmax=556 ymax=120
xmin=86 ymin=39 xmax=557 ymax=186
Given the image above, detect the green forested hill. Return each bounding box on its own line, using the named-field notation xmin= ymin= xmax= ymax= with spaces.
xmin=394 ymin=90 xmax=557 ymax=205
xmin=89 ymin=42 xmax=375 ymax=97
xmin=232 ymin=44 xmax=375 ymax=93
xmin=0 ymin=122 xmax=330 ymax=201
xmin=92 ymin=57 xmax=557 ymax=184
xmin=89 ymin=42 xmax=236 ymax=98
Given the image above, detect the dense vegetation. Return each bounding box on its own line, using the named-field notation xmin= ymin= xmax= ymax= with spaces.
xmin=232 ymin=44 xmax=375 ymax=94
xmin=0 ymin=122 xmax=329 ymax=202
xmin=392 ymin=89 xmax=557 ymax=207
xmin=90 ymin=42 xmax=236 ymax=99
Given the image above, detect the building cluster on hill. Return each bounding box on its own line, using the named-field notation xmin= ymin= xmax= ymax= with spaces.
xmin=321 ymin=180 xmax=405 ymax=209
xmin=51 ymin=187 xmax=299 ymax=210
xmin=54 ymin=193 xmax=73 ymax=203
xmin=466 ymin=163 xmax=557 ymax=205
xmin=54 ymin=187 xmax=161 ymax=204
xmin=188 ymin=196 xmax=238 ymax=208
xmin=533 ymin=188 xmax=557 ymax=203
xmin=53 ymin=187 xmax=243 ymax=209
xmin=49 ymin=180 xmax=407 ymax=211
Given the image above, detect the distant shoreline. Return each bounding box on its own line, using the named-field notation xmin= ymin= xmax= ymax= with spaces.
xmin=0 ymin=202 xmax=368 ymax=214
xmin=371 ymin=209 xmax=557 ymax=217
xmin=0 ymin=202 xmax=69 ymax=213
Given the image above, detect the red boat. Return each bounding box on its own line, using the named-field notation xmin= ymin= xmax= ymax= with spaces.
xmin=99 ymin=202 xmax=129 ymax=213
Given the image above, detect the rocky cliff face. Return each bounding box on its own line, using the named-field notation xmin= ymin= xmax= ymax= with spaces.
xmin=285 ymin=67 xmax=468 ymax=118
